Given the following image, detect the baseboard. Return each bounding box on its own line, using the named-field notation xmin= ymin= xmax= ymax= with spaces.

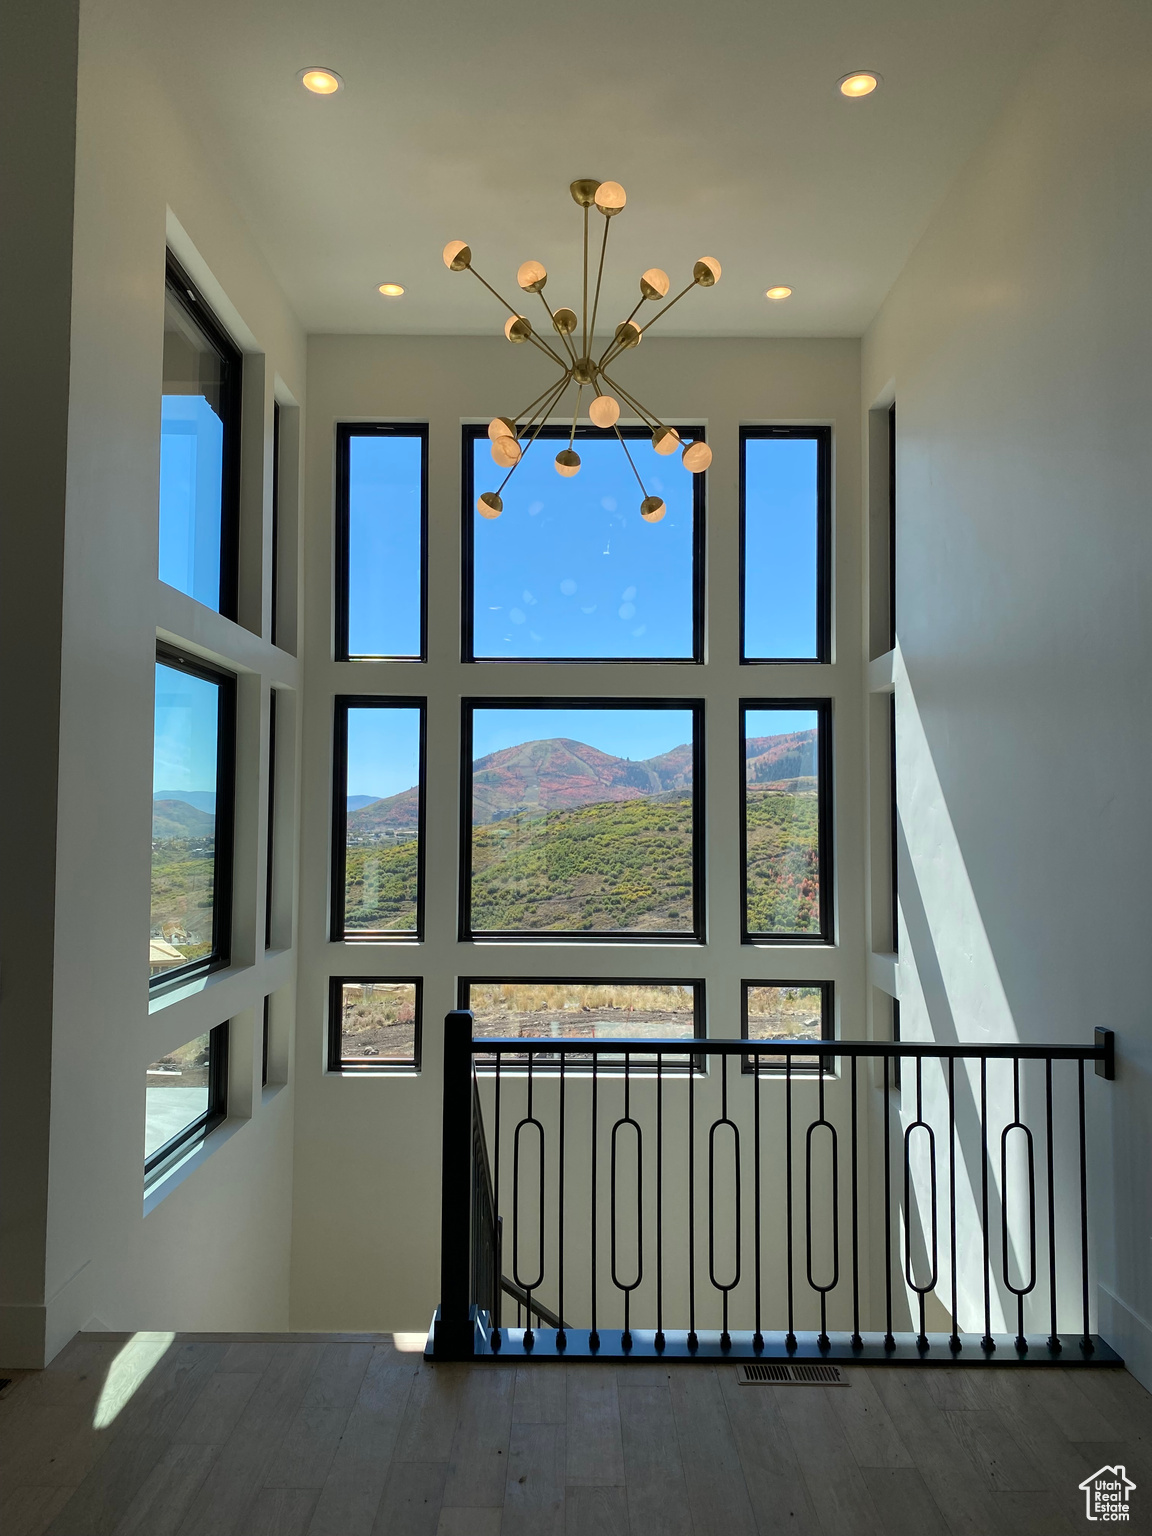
xmin=1099 ymin=1283 xmax=1152 ymax=1391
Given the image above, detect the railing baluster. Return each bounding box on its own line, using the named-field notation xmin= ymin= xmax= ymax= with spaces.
xmin=493 ymin=1050 xmax=502 ymax=1337
xmin=688 ymin=1052 xmax=697 ymax=1349
xmin=708 ymin=1053 xmax=740 ymax=1349
xmin=656 ymin=1050 xmax=665 ymax=1351
xmin=903 ymin=1054 xmax=937 ymax=1351
xmin=610 ymin=1051 xmax=642 ymax=1351
xmin=558 ymin=1051 xmax=566 ymax=1349
xmin=786 ymin=1054 xmax=795 ymax=1350
xmin=1046 ymin=1058 xmax=1059 ymax=1352
xmin=806 ymin=1046 xmax=838 ymax=1350
xmin=1079 ymin=1059 xmax=1092 ymax=1352
xmin=590 ymin=1049 xmax=599 ymax=1351
xmin=883 ymin=1054 xmax=893 ymax=1349
xmin=949 ymin=1056 xmax=959 ymax=1352
xmin=755 ymin=1049 xmax=763 ymax=1350
xmin=851 ymin=1054 xmax=861 ymax=1349
xmin=981 ymin=1056 xmax=993 ymax=1353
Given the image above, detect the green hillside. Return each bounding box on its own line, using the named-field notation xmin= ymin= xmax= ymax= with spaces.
xmin=151 ymin=842 xmax=215 ymax=957
xmin=344 ymin=840 xmax=419 ymax=930
xmin=745 ymin=781 xmax=821 ymax=933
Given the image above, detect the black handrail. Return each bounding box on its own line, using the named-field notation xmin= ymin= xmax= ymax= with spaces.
xmin=429 ymin=1012 xmax=1119 ymax=1367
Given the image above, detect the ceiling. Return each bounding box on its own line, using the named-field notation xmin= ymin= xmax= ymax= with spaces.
xmin=133 ymin=0 xmax=1055 ymax=337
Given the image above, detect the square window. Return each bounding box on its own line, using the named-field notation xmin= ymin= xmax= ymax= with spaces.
xmin=145 ymin=1022 xmax=228 ymax=1174
xmin=742 ymin=702 xmax=831 ymax=942
xmin=329 ymin=978 xmax=421 ymax=1070
xmin=336 ymin=425 xmax=427 ymax=659
xmin=742 ymin=981 xmax=833 ymax=1071
xmin=462 ymin=978 xmax=701 ymax=1068
xmin=151 ymin=648 xmax=235 ymax=988
xmin=740 ymin=427 xmax=830 ymax=662
xmin=332 ymin=699 xmax=425 ymax=939
xmin=464 ymin=425 xmax=703 ymax=661
xmin=462 ymin=700 xmax=702 ymax=940
xmin=159 ymin=255 xmax=242 ymax=616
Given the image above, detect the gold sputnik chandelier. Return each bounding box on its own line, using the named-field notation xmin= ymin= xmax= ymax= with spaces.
xmin=443 ymin=178 xmax=719 ymax=525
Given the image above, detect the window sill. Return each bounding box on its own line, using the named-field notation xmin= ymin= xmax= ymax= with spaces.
xmin=143 ymin=1115 xmax=246 ymax=1215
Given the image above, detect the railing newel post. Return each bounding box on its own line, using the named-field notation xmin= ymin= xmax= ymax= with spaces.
xmin=434 ymin=1009 xmax=477 ymax=1361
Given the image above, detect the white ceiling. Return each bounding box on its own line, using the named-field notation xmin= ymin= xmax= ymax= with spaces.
xmin=135 ymin=0 xmax=1055 ymax=337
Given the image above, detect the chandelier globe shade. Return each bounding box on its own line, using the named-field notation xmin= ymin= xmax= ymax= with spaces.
xmin=445 ymin=180 xmax=719 ymax=520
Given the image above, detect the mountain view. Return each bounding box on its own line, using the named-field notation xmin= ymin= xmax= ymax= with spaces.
xmin=342 ymin=729 xmax=820 ymax=935
xmin=151 ymin=792 xmax=216 ymax=962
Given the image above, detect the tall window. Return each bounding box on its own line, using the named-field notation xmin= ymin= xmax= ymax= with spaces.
xmin=159 ymin=254 xmax=242 ymax=616
xmin=461 ymin=700 xmax=702 ymax=941
xmin=740 ymin=426 xmax=830 ymax=662
xmin=336 ymin=425 xmax=427 ymax=660
xmin=151 ymin=647 xmax=235 ymax=987
xmin=741 ymin=701 xmax=831 ymax=942
xmin=331 ymin=699 xmax=425 ymax=939
xmin=463 ymin=425 xmax=703 ymax=662
xmin=144 ymin=1023 xmax=228 ymax=1176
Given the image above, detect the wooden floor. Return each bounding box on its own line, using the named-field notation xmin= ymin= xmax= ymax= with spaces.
xmin=1 ymin=1333 xmax=1150 ymax=1534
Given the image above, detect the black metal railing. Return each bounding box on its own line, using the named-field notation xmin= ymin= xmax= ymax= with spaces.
xmin=429 ymin=1011 xmax=1120 ymax=1366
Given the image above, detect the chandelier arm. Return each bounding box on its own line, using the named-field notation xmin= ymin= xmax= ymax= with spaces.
xmin=513 ymin=374 xmax=573 ymax=432
xmin=587 ymin=216 xmax=611 ymax=359
xmin=637 ymin=280 xmax=698 ymax=335
xmin=536 ymin=291 xmax=578 ymax=365
xmin=582 ymin=206 xmax=589 ymax=359
xmin=612 ymin=425 xmax=651 ymax=499
xmin=467 ymin=264 xmax=570 ymax=368
xmin=495 ymin=375 xmax=572 ymax=495
xmin=569 ymin=385 xmax=584 ymax=450
xmin=599 ymin=371 xmax=663 ymax=430
xmin=596 ymin=295 xmax=647 ymax=369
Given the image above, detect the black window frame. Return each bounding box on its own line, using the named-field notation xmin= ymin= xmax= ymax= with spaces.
xmin=162 ymin=252 xmax=243 ymax=621
xmin=740 ymin=697 xmax=833 ymax=946
xmin=271 ymin=400 xmax=281 ymax=647
xmin=262 ymin=995 xmax=271 ymax=1088
xmin=738 ymin=425 xmax=832 ymax=665
xmin=888 ymin=401 xmax=896 ymax=651
xmin=328 ymin=976 xmax=423 ymax=1073
xmin=144 ymin=1021 xmax=229 ymax=1177
xmin=458 ymin=976 xmax=705 ymax=1073
xmin=150 ymin=643 xmax=237 ymax=994
xmin=460 ymin=696 xmax=706 ymax=944
xmin=265 ymin=688 xmax=277 ymax=950
xmin=331 ymin=696 xmax=427 ymax=942
xmin=334 ymin=422 xmax=429 ymax=662
xmin=461 ymin=422 xmax=707 ymax=665
xmin=740 ymin=979 xmax=834 ymax=1073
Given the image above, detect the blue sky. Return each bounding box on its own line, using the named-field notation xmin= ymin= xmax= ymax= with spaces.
xmin=159 ymin=395 xmax=223 ymax=610
xmin=153 ymin=663 xmax=219 ymax=792
xmin=472 ymin=432 xmax=695 ymax=659
xmin=346 ymin=435 xmax=423 ymax=656
xmin=743 ymin=436 xmax=819 ymax=659
xmin=746 ymin=707 xmax=818 ymax=741
xmin=346 ymin=706 xmax=422 ymax=799
xmin=472 ymin=707 xmax=694 ymax=764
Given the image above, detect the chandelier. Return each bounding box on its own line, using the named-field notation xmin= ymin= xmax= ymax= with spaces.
xmin=443 ymin=178 xmax=719 ymax=525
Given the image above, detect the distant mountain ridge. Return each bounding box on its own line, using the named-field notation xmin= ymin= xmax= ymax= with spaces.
xmin=344 ymin=730 xmax=815 ymax=838
xmin=154 ymin=790 xmax=216 ymax=813
xmin=153 ymin=799 xmax=215 ymax=839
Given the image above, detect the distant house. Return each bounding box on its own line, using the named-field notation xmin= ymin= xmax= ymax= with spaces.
xmin=1079 ymin=1465 xmax=1136 ymax=1521
xmin=148 ymin=938 xmax=185 ymax=976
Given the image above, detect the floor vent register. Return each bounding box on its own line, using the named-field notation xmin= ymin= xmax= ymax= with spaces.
xmin=736 ymin=1362 xmax=847 ymax=1386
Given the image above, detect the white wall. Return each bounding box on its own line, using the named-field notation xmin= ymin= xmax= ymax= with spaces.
xmin=0 ymin=0 xmax=306 ymax=1366
xmin=290 ymin=333 xmax=864 ymax=1332
xmin=864 ymin=0 xmax=1152 ymax=1378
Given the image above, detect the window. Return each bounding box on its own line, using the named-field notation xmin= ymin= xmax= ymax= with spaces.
xmin=151 ymin=647 xmax=235 ymax=987
xmin=159 ymin=254 xmax=242 ymax=616
xmin=265 ymin=689 xmax=276 ymax=950
xmin=332 ymin=699 xmax=425 ymax=940
xmin=742 ymin=981 xmax=832 ymax=1070
xmin=329 ymin=978 xmax=421 ymax=1070
xmin=144 ymin=1023 xmax=228 ymax=1175
xmin=262 ymin=996 xmax=270 ymax=1087
xmin=336 ymin=425 xmax=427 ymax=660
xmin=463 ymin=425 xmax=703 ymax=662
xmin=461 ymin=700 xmax=703 ymax=941
xmin=462 ymin=978 xmax=701 ymax=1066
xmin=740 ymin=427 xmax=830 ymax=663
xmin=741 ymin=701 xmax=831 ymax=943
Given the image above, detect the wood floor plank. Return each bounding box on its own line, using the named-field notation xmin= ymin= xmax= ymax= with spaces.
xmin=992 ymin=1490 xmax=1077 ymax=1535
xmin=263 ymin=1343 xmax=374 ymax=1489
xmin=512 ymin=1366 xmax=567 ymax=1425
xmin=503 ymin=1422 xmax=565 ymax=1536
xmin=970 ymin=1371 xmax=1101 ymax=1489
xmin=0 ymin=1485 xmax=75 ymax=1536
xmin=393 ymin=1368 xmax=467 ymax=1464
xmin=110 ymin=1443 xmax=219 ymax=1536
xmin=617 ymin=1383 xmax=693 ymax=1536
xmin=173 ymin=1373 xmax=262 ymax=1447
xmin=370 ymin=1460 xmax=447 ymax=1536
xmin=830 ymin=1369 xmax=915 ymax=1468
xmin=441 ymin=1366 xmax=515 ymax=1508
xmin=717 ymin=1367 xmax=822 ymax=1536
xmin=941 ymin=1408 xmax=1047 ymax=1492
xmin=174 ymin=1342 xmax=326 ymax=1536
xmin=867 ymin=1370 xmax=1009 ymax=1536
xmin=564 ymin=1485 xmax=629 ymax=1536
xmin=244 ymin=1487 xmax=320 ymax=1536
xmin=774 ymin=1383 xmax=884 ymax=1536
xmin=218 ymin=1344 xmax=279 ymax=1374
xmin=436 ymin=1508 xmax=502 ymax=1535
xmin=565 ymin=1365 xmax=625 ymax=1488
xmin=306 ymin=1354 xmax=418 ymax=1536
xmin=1020 ymin=1368 xmax=1125 ymax=1442
xmin=860 ymin=1468 xmax=949 ymax=1535
xmin=668 ymin=1369 xmax=758 ymax=1536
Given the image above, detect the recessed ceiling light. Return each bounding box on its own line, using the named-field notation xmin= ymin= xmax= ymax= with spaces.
xmin=838 ymin=71 xmax=880 ymax=98
xmin=378 ymin=283 xmax=405 ymax=297
xmin=765 ymin=286 xmax=793 ymax=301
xmin=299 ymin=67 xmax=343 ymax=95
